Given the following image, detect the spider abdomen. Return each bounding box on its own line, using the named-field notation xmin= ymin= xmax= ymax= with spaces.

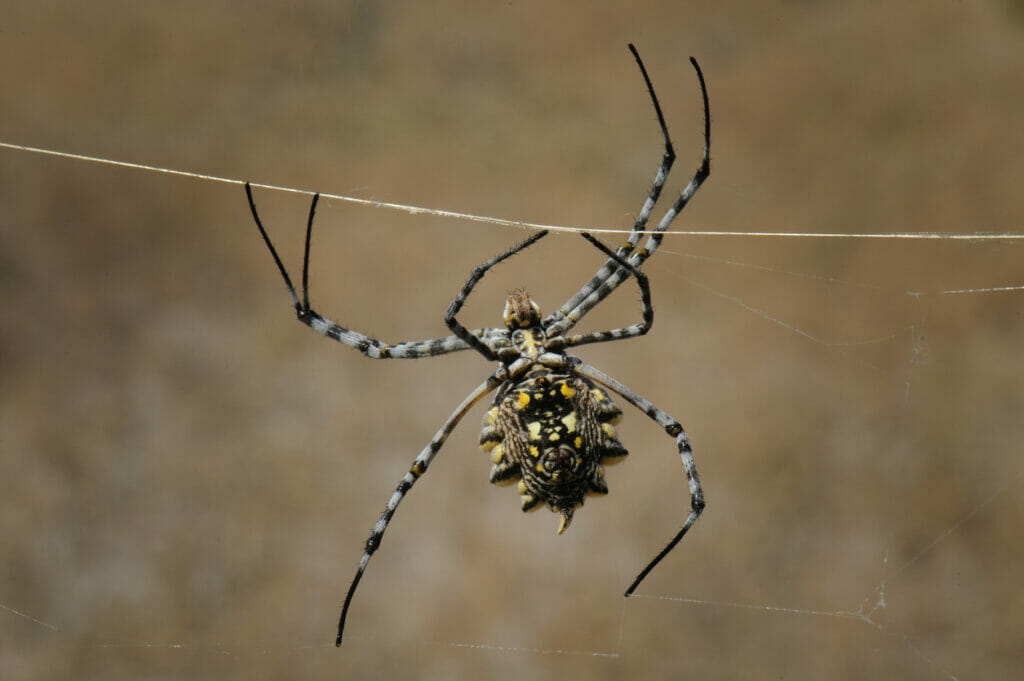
xmin=479 ymin=366 xmax=627 ymax=533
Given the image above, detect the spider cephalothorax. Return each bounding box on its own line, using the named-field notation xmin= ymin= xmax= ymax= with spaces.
xmin=245 ymin=43 xmax=711 ymax=646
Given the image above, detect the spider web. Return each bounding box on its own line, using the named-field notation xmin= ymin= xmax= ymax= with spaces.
xmin=3 ymin=4 xmax=1024 ymax=680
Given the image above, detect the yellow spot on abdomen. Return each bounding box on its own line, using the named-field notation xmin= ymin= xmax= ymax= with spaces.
xmin=515 ymin=392 xmax=531 ymax=409
xmin=560 ymin=412 xmax=577 ymax=433
xmin=559 ymin=382 xmax=577 ymax=399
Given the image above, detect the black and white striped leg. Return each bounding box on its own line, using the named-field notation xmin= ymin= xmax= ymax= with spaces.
xmin=636 ymin=57 xmax=710 ymax=263
xmin=559 ymin=232 xmax=654 ymax=349
xmin=547 ymin=54 xmax=711 ymax=338
xmin=545 ymin=43 xmax=674 ymax=336
xmin=246 ymin=182 xmax=478 ymax=360
xmin=336 ymin=374 xmax=503 ymax=646
xmin=568 ymin=358 xmax=704 ymax=596
xmin=445 ymin=230 xmax=549 ymax=360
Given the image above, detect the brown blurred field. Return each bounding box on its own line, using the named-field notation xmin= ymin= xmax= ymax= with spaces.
xmin=3 ymin=2 xmax=1024 ymax=679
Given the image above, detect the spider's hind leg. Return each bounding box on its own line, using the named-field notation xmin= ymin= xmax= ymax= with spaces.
xmin=336 ymin=374 xmax=502 ymax=646
xmin=568 ymin=358 xmax=704 ymax=596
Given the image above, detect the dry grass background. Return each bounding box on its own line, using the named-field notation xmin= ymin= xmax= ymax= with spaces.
xmin=3 ymin=2 xmax=1024 ymax=679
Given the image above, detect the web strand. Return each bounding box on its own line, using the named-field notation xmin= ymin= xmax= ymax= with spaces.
xmin=3 ymin=139 xmax=1023 ymax=240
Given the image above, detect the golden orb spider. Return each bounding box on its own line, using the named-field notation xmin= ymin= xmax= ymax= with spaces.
xmin=245 ymin=43 xmax=710 ymax=646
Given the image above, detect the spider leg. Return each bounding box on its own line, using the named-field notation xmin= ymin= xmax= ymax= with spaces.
xmin=445 ymin=230 xmax=549 ymax=360
xmin=545 ymin=51 xmax=710 ymax=338
xmin=557 ymin=233 xmax=653 ymax=349
xmin=633 ymin=56 xmax=710 ymax=269
xmin=246 ymin=182 xmax=488 ymax=359
xmin=545 ymin=43 xmax=673 ymax=336
xmin=540 ymin=353 xmax=704 ymax=596
xmin=336 ymin=373 xmax=503 ymax=646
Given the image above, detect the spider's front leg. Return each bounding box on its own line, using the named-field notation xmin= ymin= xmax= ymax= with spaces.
xmin=444 ymin=230 xmax=549 ymax=360
xmin=245 ymin=182 xmax=478 ymax=360
xmin=545 ymin=48 xmax=711 ymax=338
xmin=544 ymin=43 xmax=674 ymax=336
xmin=556 ymin=233 xmax=654 ymax=350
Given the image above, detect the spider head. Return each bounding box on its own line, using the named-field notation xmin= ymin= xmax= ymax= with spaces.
xmin=503 ymin=289 xmax=542 ymax=329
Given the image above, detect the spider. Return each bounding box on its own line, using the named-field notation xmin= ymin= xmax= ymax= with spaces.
xmin=244 ymin=43 xmax=710 ymax=646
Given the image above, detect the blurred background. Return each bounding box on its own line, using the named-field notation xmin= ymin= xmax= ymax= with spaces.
xmin=3 ymin=1 xmax=1024 ymax=679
